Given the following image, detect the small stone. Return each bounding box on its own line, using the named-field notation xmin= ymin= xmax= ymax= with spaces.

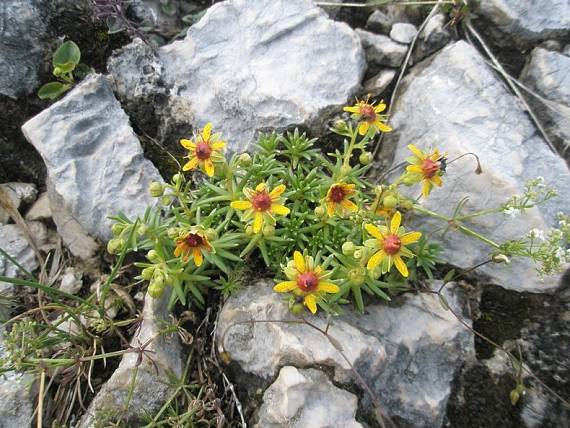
xmin=356 ymin=29 xmax=408 ymax=70
xmin=0 ymin=183 xmax=37 ymax=224
xmin=254 ymin=366 xmax=362 ymax=428
xmin=21 ymin=74 xmax=164 ymax=246
xmin=24 ymin=192 xmax=51 ymax=221
xmin=365 ymin=6 xmax=418 ymax=34
xmin=413 ymin=13 xmax=452 ymax=63
xmin=363 ymin=69 xmax=397 ymax=97
xmin=390 ymin=22 xmax=417 ymax=45
xmin=58 ymin=267 xmax=83 ymax=295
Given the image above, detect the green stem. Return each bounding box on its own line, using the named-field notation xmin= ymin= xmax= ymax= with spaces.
xmin=342 ymin=130 xmax=358 ymax=172
xmin=455 ymin=207 xmax=503 ymax=221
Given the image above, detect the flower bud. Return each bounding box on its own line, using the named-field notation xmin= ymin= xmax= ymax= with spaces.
xmin=262 ymin=224 xmax=275 ymax=237
xmin=141 ymin=267 xmax=154 ymax=280
xmin=238 ymin=153 xmax=252 ymax=166
xmin=147 ymin=282 xmax=165 ymax=299
xmin=401 ymin=174 xmax=418 ymax=186
xmin=353 ymin=249 xmax=363 ymax=260
xmin=205 ymin=228 xmax=218 ymax=241
xmin=160 ymin=195 xmax=172 ymax=205
xmin=149 ymin=181 xmax=164 ymax=197
xmin=333 ymin=119 xmax=348 ymax=133
xmin=167 ymin=227 xmax=179 ymax=239
xmin=291 ymin=303 xmax=305 ymax=315
xmin=111 ymin=223 xmax=124 ymax=237
xmin=400 ymin=198 xmax=413 ymax=210
xmin=382 ymin=195 xmax=398 ymax=209
xmin=340 ymin=164 xmax=352 ymax=176
xmin=509 ymin=389 xmax=520 ymax=406
xmin=348 ymin=267 xmax=366 ymax=286
xmin=370 ymin=266 xmax=382 ymax=279
xmin=245 ymin=225 xmax=254 ymax=236
xmin=359 ymin=151 xmax=372 ymax=165
xmin=137 ymin=224 xmax=148 ymax=236
xmin=314 ymin=206 xmax=326 ymax=218
xmin=147 ymin=249 xmax=160 ymax=263
xmin=342 ymin=241 xmax=356 ymax=256
xmin=153 ymin=273 xmax=164 ymax=288
xmin=172 ymin=173 xmax=182 ymax=184
xmin=492 ymin=254 xmax=510 ymax=264
xmin=107 ymin=238 xmax=125 ymax=255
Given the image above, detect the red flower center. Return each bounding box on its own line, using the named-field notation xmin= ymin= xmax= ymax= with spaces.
xmin=185 ymin=233 xmax=203 ymax=248
xmin=252 ymin=191 xmax=272 ymax=212
xmin=383 ymin=234 xmax=401 ymax=255
xmin=421 ymin=159 xmax=439 ymax=179
xmin=360 ymin=105 xmax=376 ymax=122
xmin=329 ymin=185 xmax=347 ymax=203
xmin=195 ymin=141 xmax=212 ymax=160
xmin=297 ymin=271 xmax=319 ymax=292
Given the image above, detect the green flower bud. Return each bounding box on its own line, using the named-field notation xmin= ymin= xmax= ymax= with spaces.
xmin=137 ymin=224 xmax=148 ymax=236
xmin=111 ymin=223 xmax=124 ymax=237
xmin=160 ymin=195 xmax=172 ymax=205
xmin=509 ymin=389 xmax=520 ymax=406
xmin=153 ymin=274 xmax=164 ymax=288
xmin=149 ymin=181 xmax=164 ymax=197
xmin=348 ymin=267 xmax=366 ymax=286
xmin=340 ymin=164 xmax=352 ymax=176
xmin=205 ymin=228 xmax=218 ymax=241
xmin=107 ymin=238 xmax=125 ymax=255
xmin=492 ymin=254 xmax=510 ymax=264
xmin=245 ymin=225 xmax=254 ymax=236
xmin=262 ymin=224 xmax=275 ymax=237
xmin=342 ymin=241 xmax=356 ymax=256
xmin=141 ymin=267 xmax=154 ymax=280
xmin=359 ymin=151 xmax=372 ymax=165
xmin=147 ymin=249 xmax=160 ymax=263
xmin=333 ymin=119 xmax=348 ymax=133
xmin=147 ymin=282 xmax=165 ymax=299
xmin=238 ymin=153 xmax=252 ymax=166
xmin=172 ymin=173 xmax=182 ymax=184
xmin=401 ymin=174 xmax=418 ymax=186
xmin=314 ymin=206 xmax=326 ymax=218
xmin=291 ymin=303 xmax=305 ymax=315
xmin=370 ymin=266 xmax=382 ymax=279
xmin=383 ymin=195 xmax=398 ymax=209
xmin=353 ymin=249 xmax=363 ymax=260
xmin=167 ymin=227 xmax=179 ymax=239
xmin=400 ymin=198 xmax=413 ymax=210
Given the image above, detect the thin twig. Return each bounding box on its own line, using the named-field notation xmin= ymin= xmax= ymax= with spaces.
xmin=373 ymin=0 xmax=445 ymax=159
xmin=464 ymin=21 xmax=557 ymax=153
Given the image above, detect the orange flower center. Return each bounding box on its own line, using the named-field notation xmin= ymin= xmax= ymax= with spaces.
xmin=185 ymin=233 xmax=204 ymax=248
xmin=297 ymin=271 xmax=319 ymax=292
xmin=383 ymin=234 xmax=401 ymax=255
xmin=421 ymin=159 xmax=439 ymax=179
xmin=329 ymin=185 xmax=347 ymax=203
xmin=252 ymin=191 xmax=272 ymax=212
xmin=195 ymin=141 xmax=212 ymax=160
xmin=359 ymin=104 xmax=376 ymax=122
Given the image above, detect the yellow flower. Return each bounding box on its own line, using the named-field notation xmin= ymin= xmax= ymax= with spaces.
xmin=343 ymin=99 xmax=392 ymax=136
xmin=273 ymin=251 xmax=339 ymax=314
xmin=230 ymin=183 xmax=290 ymax=234
xmin=325 ymin=182 xmax=358 ymax=217
xmin=405 ymin=144 xmax=446 ymax=198
xmin=180 ymin=123 xmax=225 ymax=177
xmin=364 ymin=211 xmax=421 ymax=278
xmin=174 ymin=229 xmax=212 ymax=267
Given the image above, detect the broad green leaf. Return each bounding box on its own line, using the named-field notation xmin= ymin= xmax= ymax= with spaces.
xmin=53 ymin=41 xmax=81 ymax=67
xmin=37 ymin=82 xmax=71 ymax=100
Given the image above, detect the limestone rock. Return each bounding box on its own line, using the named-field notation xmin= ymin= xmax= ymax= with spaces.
xmin=356 ymin=29 xmax=407 ymax=70
xmin=363 ymin=69 xmax=396 ymax=97
xmin=413 ymin=13 xmax=452 ymax=63
xmin=385 ymin=41 xmax=570 ymax=292
xmin=0 ymin=183 xmax=37 ymax=224
xmin=110 ymin=0 xmax=365 ymax=153
xmin=476 ymin=0 xmax=570 ymax=46
xmin=218 ymin=280 xmax=473 ymax=427
xmin=390 ymin=22 xmax=417 ymax=45
xmin=255 ymin=366 xmax=362 ymax=428
xmin=21 ymin=74 xmax=163 ymax=247
xmin=79 ymin=290 xmax=183 ymax=427
xmin=0 ymin=0 xmax=54 ymax=98
xmin=24 ymin=192 xmax=51 ymax=221
xmin=58 ymin=267 xmax=83 ymax=295
xmin=365 ymin=7 xmax=420 ymax=35
xmin=520 ymin=47 xmax=570 ymax=151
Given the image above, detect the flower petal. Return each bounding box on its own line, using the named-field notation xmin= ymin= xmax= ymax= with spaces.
xmin=271 ymin=204 xmax=290 ymax=216
xmin=273 ymin=281 xmax=297 ymax=293
xmin=376 ymin=121 xmax=392 ymax=133
xmin=253 ymin=212 xmax=263 ymax=233
xmin=202 ymin=122 xmax=212 ymax=141
xmin=394 ymin=255 xmax=408 ymax=277
xmin=401 ymin=231 xmax=422 ymax=245
xmin=406 ymin=165 xmax=423 ymax=174
xmin=180 ymin=139 xmax=196 ymax=150
xmin=390 ymin=211 xmax=401 ymax=234
xmin=408 ymin=144 xmax=425 ymax=159
xmin=204 ymin=159 xmax=215 ymax=177
xmin=358 ymin=121 xmax=369 ymax=136
xmin=341 ymin=199 xmax=358 ymax=212
xmin=431 ymin=175 xmax=443 ymax=187
xmin=304 ymin=294 xmax=317 ymax=314
xmin=182 ymin=157 xmax=199 ymax=171
xmin=343 ymin=106 xmax=358 ymax=113
xmin=422 ymin=180 xmax=432 ymax=198
xmin=231 ymin=200 xmax=252 ymax=210
xmin=367 ymin=250 xmax=386 ymax=270
xmin=174 ymin=245 xmax=183 ymax=257
xmin=374 ymin=102 xmax=386 ymax=113
xmin=193 ymin=248 xmax=203 ymax=267
xmin=293 ymin=251 xmax=306 ymax=273
xmin=365 ymin=223 xmax=383 ymax=240
xmin=327 ymin=201 xmax=335 ymax=217
xmin=255 ymin=182 xmax=267 ymax=192
xmin=317 ymin=281 xmax=339 ymax=294
xmin=269 ymin=184 xmax=286 ymax=200
xmin=211 ymin=141 xmax=225 ymax=151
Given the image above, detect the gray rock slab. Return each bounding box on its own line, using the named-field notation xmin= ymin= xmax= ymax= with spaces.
xmin=356 ymin=29 xmax=408 ymax=69
xmin=390 ymin=22 xmax=417 ymax=45
xmin=363 ymin=69 xmax=396 ymax=97
xmin=255 ymin=366 xmax=362 ymax=428
xmin=385 ymin=41 xmax=570 ymax=292
xmin=24 ymin=192 xmax=51 ymax=221
xmin=21 ymin=74 xmax=163 ymax=245
xmin=0 ymin=183 xmax=37 ymax=224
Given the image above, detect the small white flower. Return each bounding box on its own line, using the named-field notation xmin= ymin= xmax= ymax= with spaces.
xmin=528 ymin=229 xmax=546 ymax=241
xmin=503 ymin=207 xmax=519 ymax=218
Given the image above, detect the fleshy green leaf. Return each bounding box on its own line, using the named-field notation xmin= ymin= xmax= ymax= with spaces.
xmin=37 ymin=82 xmax=72 ymax=100
xmin=53 ymin=41 xmax=81 ymax=67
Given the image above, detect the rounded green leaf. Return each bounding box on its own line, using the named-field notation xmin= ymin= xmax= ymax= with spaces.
xmin=37 ymin=82 xmax=72 ymax=100
xmin=53 ymin=41 xmax=81 ymax=68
